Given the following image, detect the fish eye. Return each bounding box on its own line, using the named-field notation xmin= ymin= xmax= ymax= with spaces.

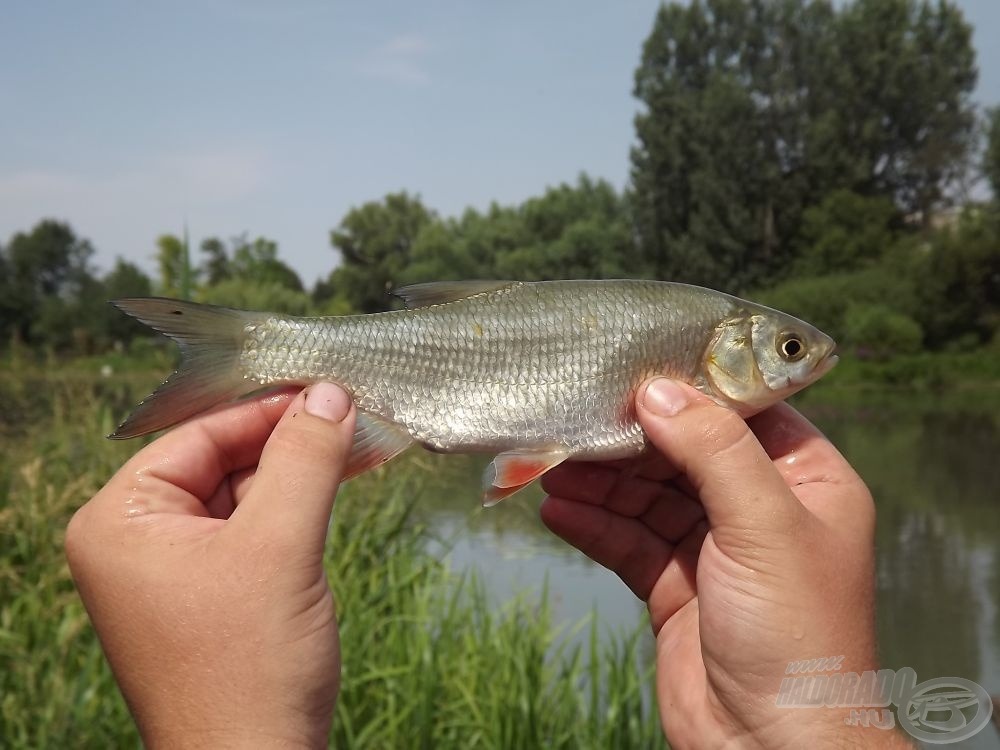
xmin=777 ymin=331 xmax=806 ymax=362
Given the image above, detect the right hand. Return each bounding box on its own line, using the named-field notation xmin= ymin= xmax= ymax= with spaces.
xmin=542 ymin=378 xmax=911 ymax=748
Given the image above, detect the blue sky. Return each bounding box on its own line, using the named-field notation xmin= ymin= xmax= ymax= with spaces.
xmin=2 ymin=0 xmax=997 ymax=286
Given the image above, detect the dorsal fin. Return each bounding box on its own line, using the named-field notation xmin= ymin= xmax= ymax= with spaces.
xmin=392 ymin=281 xmax=518 ymax=309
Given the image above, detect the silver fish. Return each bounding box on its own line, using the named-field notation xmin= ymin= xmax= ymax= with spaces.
xmin=111 ymin=279 xmax=837 ymax=504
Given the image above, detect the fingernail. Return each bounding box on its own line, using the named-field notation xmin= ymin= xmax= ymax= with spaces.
xmin=642 ymin=378 xmax=688 ymax=417
xmin=304 ymin=382 xmax=351 ymax=423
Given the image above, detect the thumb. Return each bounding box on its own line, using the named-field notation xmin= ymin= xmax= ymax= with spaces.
xmin=636 ymin=377 xmax=805 ymax=549
xmin=230 ymin=382 xmax=356 ymax=553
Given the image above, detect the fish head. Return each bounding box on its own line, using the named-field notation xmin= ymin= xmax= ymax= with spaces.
xmin=703 ymin=306 xmax=837 ymax=416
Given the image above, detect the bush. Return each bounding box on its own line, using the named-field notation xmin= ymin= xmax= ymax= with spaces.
xmin=843 ymin=304 xmax=923 ymax=359
xmin=751 ymin=267 xmax=919 ymax=344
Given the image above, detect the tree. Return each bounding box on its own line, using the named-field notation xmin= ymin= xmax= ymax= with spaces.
xmin=631 ymin=0 xmax=838 ymax=290
xmin=794 ymin=190 xmax=899 ymax=276
xmin=495 ymin=176 xmax=647 ymax=280
xmin=833 ymin=0 xmax=977 ymax=221
xmin=198 ymin=235 xmax=302 ymax=292
xmin=156 ymin=234 xmax=194 ymax=298
xmin=229 ymin=236 xmax=303 ymax=291
xmin=0 ymin=220 xmax=96 ymax=344
xmin=915 ymin=209 xmax=1000 ymax=348
xmin=324 ymin=193 xmax=434 ymax=312
xmin=985 ymin=107 xmax=1000 ymax=202
xmin=630 ymin=0 xmax=978 ymax=290
xmin=200 ymin=237 xmax=231 ymax=286
xmin=100 ymin=259 xmax=154 ymax=344
xmin=201 ymin=279 xmax=312 ymax=315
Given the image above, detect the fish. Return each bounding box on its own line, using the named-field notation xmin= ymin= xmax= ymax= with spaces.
xmin=110 ymin=279 xmax=838 ymax=505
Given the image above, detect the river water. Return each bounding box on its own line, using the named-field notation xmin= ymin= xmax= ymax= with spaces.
xmin=407 ymin=398 xmax=1000 ymax=747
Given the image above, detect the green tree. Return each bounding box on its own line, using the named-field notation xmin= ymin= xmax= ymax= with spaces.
xmin=324 ymin=193 xmax=434 ymax=312
xmin=229 ymin=236 xmax=303 ymax=291
xmin=843 ymin=303 xmax=923 ymax=359
xmin=100 ymin=259 xmax=155 ymax=344
xmin=0 ymin=220 xmax=97 ymax=345
xmin=915 ymin=209 xmax=1000 ymax=348
xmin=630 ymin=0 xmax=978 ymax=289
xmin=200 ymin=237 xmax=231 ymax=286
xmin=631 ymin=0 xmax=838 ymax=290
xmin=401 ymin=204 xmax=528 ymax=285
xmin=985 ymin=107 xmax=1000 ymax=201
xmin=201 ymin=279 xmax=312 ymax=315
xmin=753 ymin=267 xmax=920 ymax=344
xmin=495 ymin=177 xmax=646 ymax=280
xmin=833 ymin=0 xmax=977 ymax=221
xmin=794 ymin=190 xmax=899 ymax=276
xmin=155 ymin=234 xmax=195 ymax=298
xmin=198 ymin=235 xmax=302 ymax=292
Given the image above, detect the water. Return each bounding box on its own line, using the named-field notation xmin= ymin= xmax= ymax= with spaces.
xmin=407 ymin=400 xmax=1000 ymax=748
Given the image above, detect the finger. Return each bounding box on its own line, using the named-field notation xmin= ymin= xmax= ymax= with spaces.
xmin=541 ymin=463 xmax=705 ymax=543
xmin=603 ymin=451 xmax=680 ymax=482
xmin=749 ymin=402 xmax=859 ymax=483
xmin=749 ymin=403 xmax=873 ymax=530
xmin=636 ymin=378 xmax=805 ymax=543
xmin=638 ymin=488 xmax=706 ymax=543
xmin=540 ymin=495 xmax=673 ymax=600
xmin=647 ymin=520 xmax=707 ymax=634
xmin=200 ymin=466 xmax=256 ymax=520
xmin=228 ymin=382 xmax=355 ymax=553
xmin=102 ymin=389 xmax=299 ymax=513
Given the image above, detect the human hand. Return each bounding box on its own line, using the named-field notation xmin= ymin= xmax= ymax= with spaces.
xmin=542 ymin=378 xmax=908 ymax=749
xmin=66 ymin=383 xmax=355 ymax=749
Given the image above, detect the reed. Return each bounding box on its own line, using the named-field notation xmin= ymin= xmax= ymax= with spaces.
xmin=0 ymin=370 xmax=663 ymax=749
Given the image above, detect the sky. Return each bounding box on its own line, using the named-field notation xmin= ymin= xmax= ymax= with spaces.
xmin=2 ymin=0 xmax=998 ymax=287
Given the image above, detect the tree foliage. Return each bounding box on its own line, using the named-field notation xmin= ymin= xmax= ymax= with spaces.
xmin=321 ymin=192 xmax=434 ymax=313
xmin=155 ymin=234 xmax=194 ymax=299
xmin=985 ymin=107 xmax=1000 ymax=202
xmin=630 ymin=0 xmax=977 ymax=291
xmin=319 ymin=179 xmax=641 ymax=312
xmin=0 ymin=221 xmax=155 ymax=351
xmin=199 ymin=234 xmax=303 ymax=292
xmin=0 ymin=220 xmax=96 ymax=345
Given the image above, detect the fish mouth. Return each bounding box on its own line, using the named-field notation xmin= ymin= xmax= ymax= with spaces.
xmin=812 ymin=343 xmax=839 ymax=379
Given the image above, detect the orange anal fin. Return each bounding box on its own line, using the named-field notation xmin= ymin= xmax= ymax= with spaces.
xmin=344 ymin=412 xmax=414 ymax=480
xmin=481 ymin=448 xmax=570 ymax=508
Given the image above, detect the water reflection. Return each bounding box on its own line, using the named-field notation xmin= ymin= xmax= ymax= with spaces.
xmin=403 ymin=400 xmax=1000 ymax=746
xmin=812 ymin=406 xmax=1000 ymax=745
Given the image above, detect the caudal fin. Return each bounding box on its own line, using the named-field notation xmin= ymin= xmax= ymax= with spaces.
xmin=109 ymin=298 xmax=260 ymax=439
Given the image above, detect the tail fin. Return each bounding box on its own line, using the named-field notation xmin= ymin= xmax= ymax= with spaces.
xmin=109 ymin=298 xmax=261 ymax=439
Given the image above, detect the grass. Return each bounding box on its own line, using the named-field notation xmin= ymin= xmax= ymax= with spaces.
xmin=0 ymin=368 xmax=664 ymax=749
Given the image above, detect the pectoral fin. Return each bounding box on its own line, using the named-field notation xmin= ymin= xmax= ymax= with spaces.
xmin=344 ymin=412 xmax=414 ymax=480
xmin=481 ymin=448 xmax=570 ymax=507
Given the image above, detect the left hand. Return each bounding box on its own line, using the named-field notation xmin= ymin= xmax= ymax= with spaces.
xmin=65 ymin=383 xmax=355 ymax=749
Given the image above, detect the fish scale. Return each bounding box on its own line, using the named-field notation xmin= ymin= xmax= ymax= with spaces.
xmin=110 ymin=279 xmax=837 ymax=504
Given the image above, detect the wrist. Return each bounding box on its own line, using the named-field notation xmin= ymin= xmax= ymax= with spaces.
xmin=137 ymin=703 xmax=331 ymax=750
xmin=143 ymin=724 xmax=327 ymax=750
xmin=739 ymin=709 xmax=916 ymax=750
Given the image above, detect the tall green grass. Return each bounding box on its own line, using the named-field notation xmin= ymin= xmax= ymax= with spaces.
xmin=0 ymin=369 xmax=663 ymax=749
